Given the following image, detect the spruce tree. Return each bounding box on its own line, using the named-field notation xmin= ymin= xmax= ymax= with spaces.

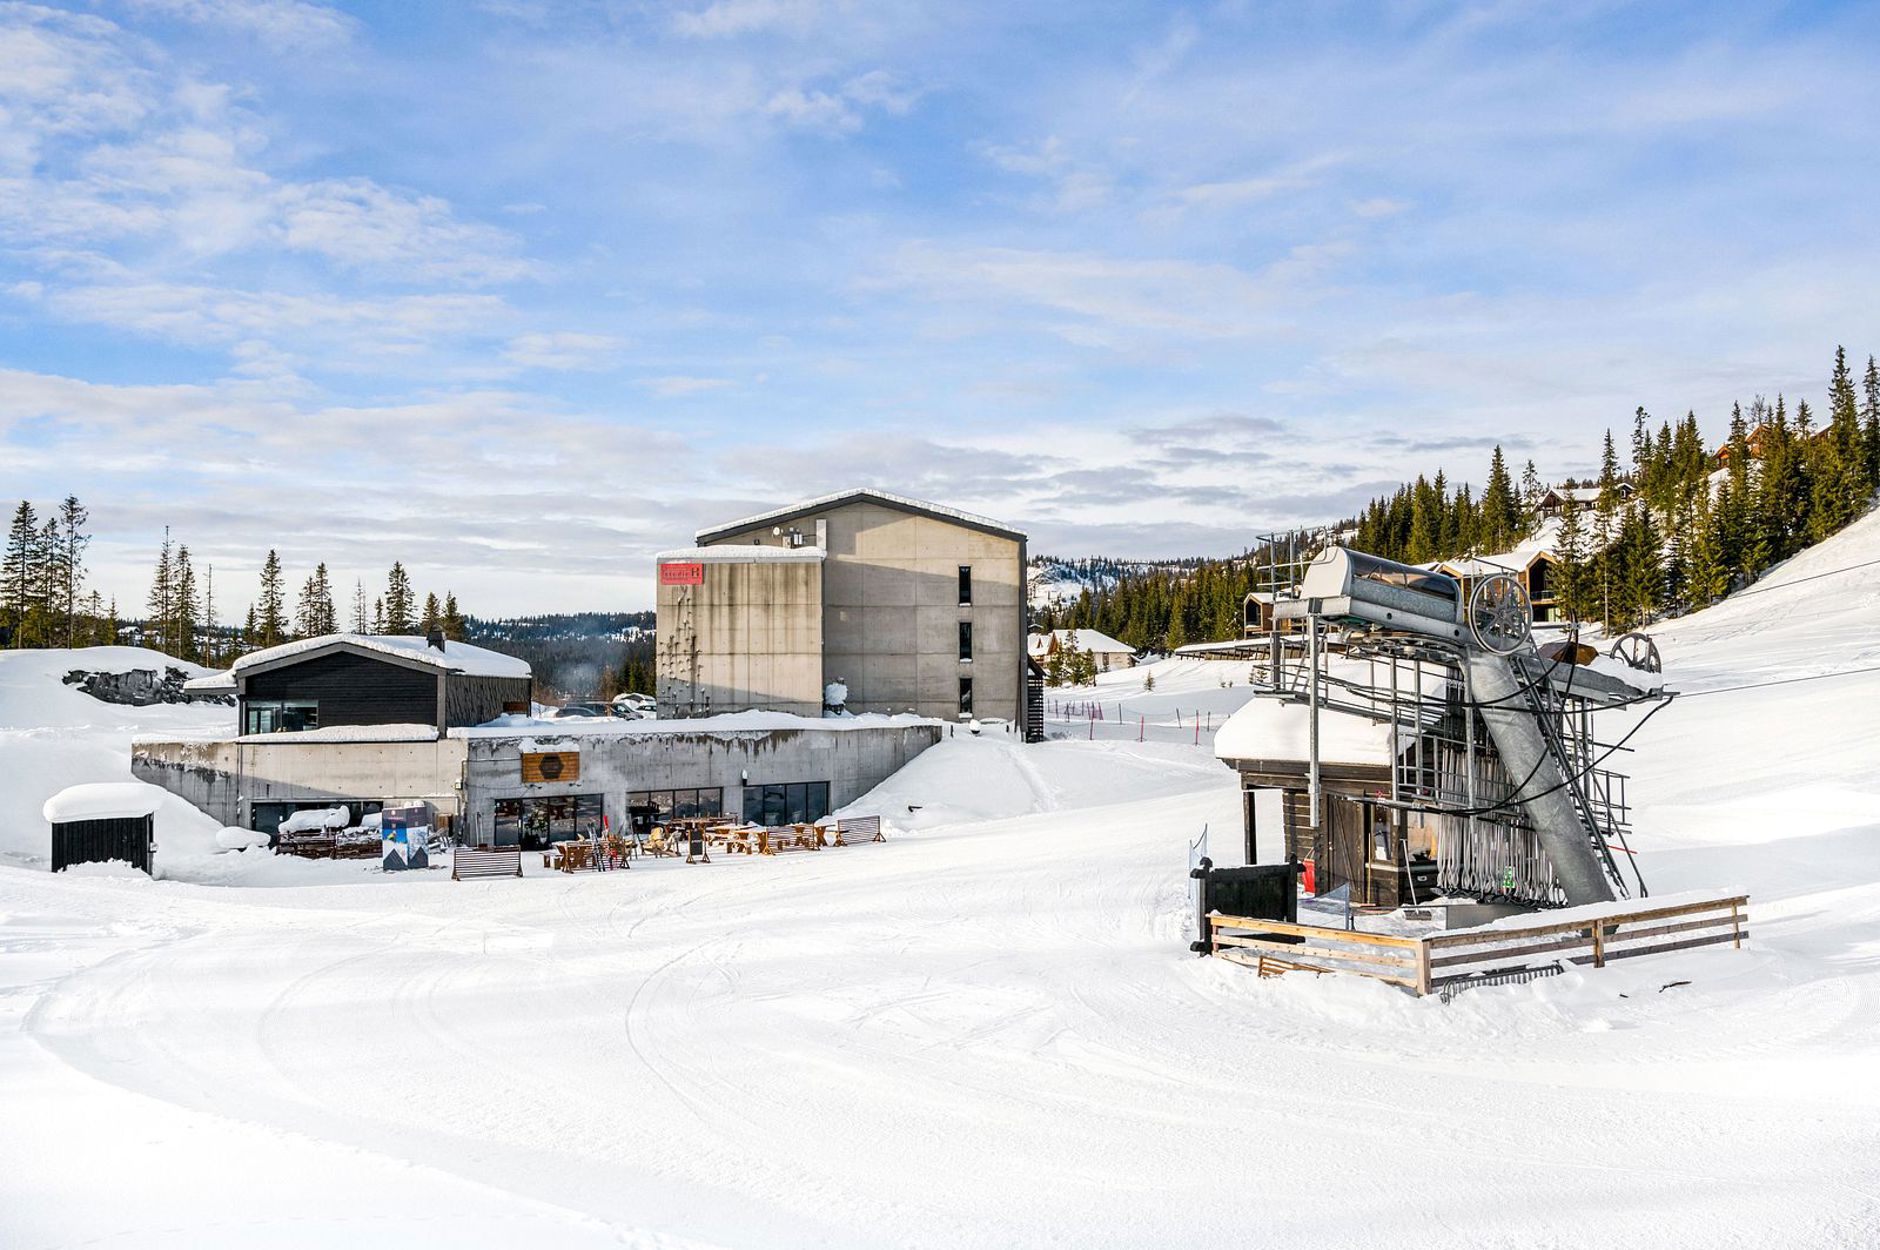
xmin=257 ymin=549 xmax=287 ymax=647
xmin=171 ymin=545 xmax=201 ymax=662
xmin=55 ymin=496 xmax=88 ymax=648
xmin=1863 ymin=356 xmax=1880 ymax=493
xmin=351 ymin=580 xmax=370 ymax=633
xmin=1594 ymin=430 xmax=1621 ymax=632
xmin=1555 ymin=500 xmax=1588 ymax=624
xmin=420 ymin=591 xmax=441 ymax=637
xmin=384 ymin=562 xmax=414 ymax=634
xmin=145 ymin=528 xmax=174 ymax=655
xmin=442 ymin=592 xmax=465 ymax=640
xmin=2 ymin=502 xmax=41 ymax=647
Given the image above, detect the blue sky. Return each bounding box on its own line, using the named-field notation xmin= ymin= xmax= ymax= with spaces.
xmin=3 ymin=0 xmax=1878 ymax=615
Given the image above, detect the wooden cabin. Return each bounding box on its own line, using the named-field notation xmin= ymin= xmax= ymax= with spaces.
xmin=198 ymin=632 xmax=533 ymax=736
xmin=1537 ymin=482 xmax=1631 ymax=518
xmin=1429 ymin=547 xmax=1564 ymax=624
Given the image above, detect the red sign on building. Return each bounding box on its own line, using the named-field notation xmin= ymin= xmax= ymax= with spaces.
xmin=660 ymin=562 xmax=704 ymax=585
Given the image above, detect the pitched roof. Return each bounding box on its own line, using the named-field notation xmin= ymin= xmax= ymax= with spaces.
xmin=696 ymin=488 xmax=1025 ymax=545
xmin=227 ymin=634 xmax=531 ymax=680
xmin=1029 ymin=627 xmax=1134 ymax=656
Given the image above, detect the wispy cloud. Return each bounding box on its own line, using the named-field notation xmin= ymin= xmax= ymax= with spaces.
xmin=639 ymin=375 xmax=735 ymax=397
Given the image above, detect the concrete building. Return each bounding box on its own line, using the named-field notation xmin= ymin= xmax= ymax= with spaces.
xmin=659 ymin=489 xmax=1028 ymax=724
xmin=132 ymin=715 xmax=940 ymax=849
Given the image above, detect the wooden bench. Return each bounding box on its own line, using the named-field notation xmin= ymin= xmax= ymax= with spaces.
xmin=452 ymin=846 xmax=523 ymax=881
xmin=832 ymin=816 xmax=883 ymax=846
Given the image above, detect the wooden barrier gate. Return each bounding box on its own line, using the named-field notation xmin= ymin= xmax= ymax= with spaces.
xmin=1207 ymin=894 xmax=1749 ymax=997
xmin=452 ymin=846 xmax=523 ymax=881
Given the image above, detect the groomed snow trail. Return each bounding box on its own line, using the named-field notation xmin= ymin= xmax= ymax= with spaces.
xmin=6 ymin=515 xmax=1880 ymax=1246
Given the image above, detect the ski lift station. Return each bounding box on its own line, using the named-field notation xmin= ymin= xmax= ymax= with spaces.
xmin=1216 ymin=540 xmax=1664 ymax=912
xmin=1201 ymin=536 xmax=1747 ymax=996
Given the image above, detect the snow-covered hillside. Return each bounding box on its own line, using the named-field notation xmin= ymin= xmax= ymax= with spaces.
xmin=0 ymin=647 xmax=228 ymax=868
xmin=1 ymin=513 xmax=1879 ymax=1247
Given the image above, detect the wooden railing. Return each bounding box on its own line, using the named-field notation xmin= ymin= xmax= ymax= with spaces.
xmin=1208 ymin=893 xmax=1748 ymax=996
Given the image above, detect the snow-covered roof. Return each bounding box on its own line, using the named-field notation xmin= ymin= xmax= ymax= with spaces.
xmin=1214 ymin=698 xmax=1397 ymax=768
xmin=182 ymin=671 xmax=236 ymax=693
xmin=239 ymin=724 xmax=440 ymax=744
xmin=43 ymin=781 xmax=165 ymax=824
xmin=656 ymin=545 xmax=826 ymax=564
xmin=1029 ymin=628 xmax=1134 ymax=656
xmin=227 ymin=634 xmax=531 ymax=680
xmin=696 ymin=488 xmax=1025 ymax=544
xmin=452 ymin=709 xmax=939 ymax=741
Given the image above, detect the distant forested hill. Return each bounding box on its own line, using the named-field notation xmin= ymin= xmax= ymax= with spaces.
xmin=464 ymin=612 xmax=653 ymax=701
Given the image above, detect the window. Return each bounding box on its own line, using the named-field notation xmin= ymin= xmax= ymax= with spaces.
xmin=625 ymin=788 xmax=724 ymax=835
xmin=958 ymin=620 xmax=973 ymax=662
xmin=493 ymin=794 xmax=605 ymax=849
xmin=244 ymin=700 xmax=318 ymax=735
xmin=958 ymin=565 xmax=972 ymax=605
xmin=958 ymin=676 xmax=974 ymax=716
xmin=741 ymin=781 xmax=830 ymax=827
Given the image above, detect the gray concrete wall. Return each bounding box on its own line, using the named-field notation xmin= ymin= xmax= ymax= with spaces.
xmin=132 ymin=737 xmax=467 ymax=828
xmin=457 ymin=721 xmax=941 ymax=846
xmin=703 ymin=502 xmax=1025 ymax=724
xmin=657 ymin=556 xmax=824 ymax=718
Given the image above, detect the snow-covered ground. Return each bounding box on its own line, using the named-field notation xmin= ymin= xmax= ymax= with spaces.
xmin=4 ymin=513 xmax=1880 ymax=1246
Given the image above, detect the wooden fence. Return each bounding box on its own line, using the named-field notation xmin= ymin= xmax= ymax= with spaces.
xmin=1207 ymin=893 xmax=1748 ymax=997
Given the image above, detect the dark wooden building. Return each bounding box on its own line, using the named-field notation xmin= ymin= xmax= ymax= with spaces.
xmin=225 ymin=633 xmax=532 ymax=736
xmin=43 ymin=782 xmax=163 ymax=875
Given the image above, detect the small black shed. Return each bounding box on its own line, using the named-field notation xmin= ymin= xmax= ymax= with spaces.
xmin=44 ymin=782 xmax=163 ymax=874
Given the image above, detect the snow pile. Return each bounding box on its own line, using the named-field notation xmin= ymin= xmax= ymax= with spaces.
xmin=276 ymin=806 xmax=351 ymax=836
xmin=42 ymin=782 xmax=165 ymax=824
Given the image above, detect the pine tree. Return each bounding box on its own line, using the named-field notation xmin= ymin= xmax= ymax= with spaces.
xmin=145 ymin=528 xmax=174 ymax=655
xmin=1481 ymin=445 xmax=1517 ymax=552
xmin=54 ymin=496 xmax=88 ymax=648
xmin=2 ymin=501 xmax=41 ymax=648
xmin=1594 ymin=429 xmax=1621 ymax=632
xmin=384 ymin=562 xmax=414 ymax=634
xmin=372 ymin=597 xmax=386 ymax=634
xmin=171 ymin=545 xmax=201 ymax=662
xmin=257 ymin=549 xmax=287 ymax=647
xmin=1863 ymin=356 xmax=1880 ymax=493
xmin=1555 ymin=501 xmax=1588 ymax=623
xmin=201 ymin=564 xmax=217 ymax=665
xmin=442 ymin=592 xmax=465 ymax=640
xmin=420 ymin=591 xmax=442 ymax=637
xmin=1519 ymin=459 xmax=1543 ymax=535
xmin=295 ymin=563 xmax=336 ymax=637
xmin=351 ymin=580 xmax=370 ymax=633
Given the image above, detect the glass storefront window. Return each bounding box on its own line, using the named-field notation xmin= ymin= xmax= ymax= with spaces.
xmin=625 ymin=788 xmax=722 ymax=835
xmin=741 ymin=781 xmax=829 ymax=827
xmin=492 ymin=794 xmax=605 ymax=849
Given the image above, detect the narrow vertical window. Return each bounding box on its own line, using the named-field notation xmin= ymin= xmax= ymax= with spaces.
xmin=958 ymin=676 xmax=974 ymax=716
xmin=958 ymin=620 xmax=973 ymax=661
xmin=958 ymin=565 xmax=972 ymax=605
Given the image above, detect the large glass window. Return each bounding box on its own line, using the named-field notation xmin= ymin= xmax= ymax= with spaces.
xmin=741 ymin=781 xmax=829 ymax=827
xmin=625 ymin=788 xmax=723 ymax=836
xmin=244 ymin=700 xmax=318 ymax=735
xmin=492 ymin=794 xmax=605 ymax=849
xmin=958 ymin=565 xmax=972 ymax=605
xmin=958 ymin=620 xmax=973 ymax=661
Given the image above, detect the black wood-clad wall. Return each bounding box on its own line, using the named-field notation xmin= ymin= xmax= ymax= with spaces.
xmin=245 ymin=651 xmax=439 ymax=728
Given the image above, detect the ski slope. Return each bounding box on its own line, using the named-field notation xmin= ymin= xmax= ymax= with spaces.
xmin=3 ymin=514 xmax=1880 ymax=1247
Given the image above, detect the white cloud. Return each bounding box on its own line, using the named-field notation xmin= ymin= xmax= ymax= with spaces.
xmin=638 ymin=375 xmax=734 ymax=397
xmin=120 ymin=0 xmax=355 ymax=51
xmin=670 ymin=0 xmax=826 ymax=40
xmin=763 ymin=70 xmax=917 ymax=135
xmin=504 ymin=331 xmax=625 ymax=371
xmin=273 ymin=179 xmax=536 ymax=285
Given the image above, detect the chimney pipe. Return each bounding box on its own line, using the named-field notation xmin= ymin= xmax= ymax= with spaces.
xmin=427 ymin=628 xmax=446 ymax=652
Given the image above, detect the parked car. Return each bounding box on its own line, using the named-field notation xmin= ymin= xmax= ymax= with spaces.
xmin=551 ymin=702 xmax=609 ymax=718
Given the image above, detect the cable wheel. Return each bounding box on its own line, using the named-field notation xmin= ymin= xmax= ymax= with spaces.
xmin=1469 ymin=573 xmax=1532 ymax=655
xmin=1608 ymin=632 xmax=1662 ymax=673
